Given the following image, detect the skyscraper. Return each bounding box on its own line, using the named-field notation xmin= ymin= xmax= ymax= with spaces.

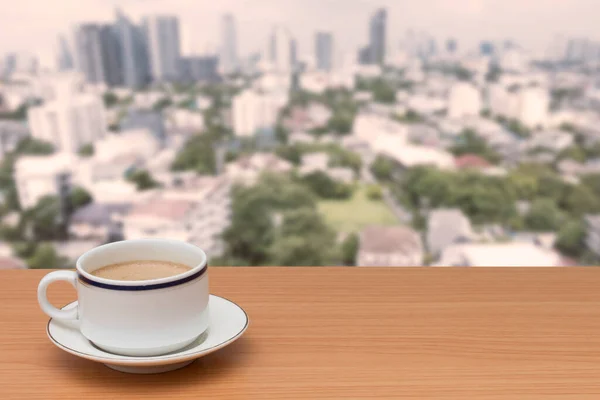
xmin=220 ymin=14 xmax=238 ymax=75
xmin=57 ymin=35 xmax=74 ymax=71
xmin=368 ymin=8 xmax=387 ymax=65
xmin=115 ymin=9 xmax=150 ymax=89
xmin=143 ymin=15 xmax=181 ymax=82
xmin=268 ymin=26 xmax=295 ymax=72
xmin=74 ymin=24 xmax=106 ymax=84
xmin=99 ymin=25 xmax=123 ymax=87
xmin=446 ymin=38 xmax=457 ymax=54
xmin=315 ymin=32 xmax=333 ymax=71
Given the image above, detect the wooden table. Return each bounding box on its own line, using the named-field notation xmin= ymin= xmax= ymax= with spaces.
xmin=3 ymin=267 xmax=600 ymax=399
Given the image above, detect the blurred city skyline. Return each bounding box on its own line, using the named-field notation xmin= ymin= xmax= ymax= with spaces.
xmin=2 ymin=0 xmax=600 ymax=68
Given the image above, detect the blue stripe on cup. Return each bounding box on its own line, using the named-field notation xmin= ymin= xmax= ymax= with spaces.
xmin=78 ymin=264 xmax=208 ymax=291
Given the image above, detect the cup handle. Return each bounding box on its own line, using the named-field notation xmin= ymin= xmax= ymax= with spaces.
xmin=37 ymin=271 xmax=79 ymax=321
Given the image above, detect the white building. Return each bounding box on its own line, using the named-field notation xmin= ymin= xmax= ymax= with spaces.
xmin=299 ymin=152 xmax=329 ymax=175
xmin=437 ymin=243 xmax=563 ymax=267
xmin=27 ymin=74 xmax=107 ymax=153
xmin=382 ymin=145 xmax=455 ymax=170
xmin=165 ymin=109 xmax=204 ymax=133
xmin=225 ymin=153 xmax=293 ymax=186
xmin=519 ymin=87 xmax=550 ymax=129
xmin=95 ymin=129 xmax=160 ymax=163
xmin=522 ymin=129 xmax=574 ymax=153
xmin=268 ymin=26 xmax=294 ymax=73
xmin=232 ymin=89 xmax=287 ymax=136
xmin=488 ymin=84 xmax=550 ymax=129
xmin=448 ymin=82 xmax=482 ymax=119
xmin=123 ymin=176 xmax=231 ymax=257
xmin=427 ymin=208 xmax=473 ymax=257
xmin=14 ymin=152 xmax=76 ymax=209
xmin=357 ymin=226 xmax=424 ymax=266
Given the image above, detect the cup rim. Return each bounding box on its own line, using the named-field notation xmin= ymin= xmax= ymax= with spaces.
xmin=76 ymin=238 xmax=208 ymax=287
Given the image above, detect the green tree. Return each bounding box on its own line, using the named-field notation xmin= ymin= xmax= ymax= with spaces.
xmin=127 ymin=169 xmax=160 ymax=191
xmin=327 ymin=146 xmax=362 ymax=174
xmin=450 ymin=129 xmax=501 ymax=164
xmin=275 ymin=145 xmax=302 ymax=165
xmin=555 ymin=219 xmax=586 ymax=258
xmin=152 ymin=97 xmax=172 ymax=111
xmin=366 ymin=184 xmax=383 ymax=200
xmin=221 ymin=174 xmax=323 ymax=265
xmin=340 ymin=232 xmax=359 ymax=266
xmin=507 ymin=119 xmax=530 ymax=138
xmin=524 ymin=198 xmax=563 ymax=232
xmin=371 ymin=155 xmax=395 ymax=182
xmin=78 ymin=143 xmax=94 ymax=157
xmin=558 ymin=145 xmax=586 ymax=163
xmin=21 ymin=196 xmax=63 ymax=240
xmin=15 ymin=137 xmax=54 ymax=155
xmin=301 ymin=171 xmax=353 ymax=199
xmin=267 ymin=208 xmax=338 ymax=266
xmin=70 ymin=187 xmax=92 ymax=209
xmin=27 ymin=243 xmax=68 ymax=269
xmin=561 ymin=185 xmax=600 ymax=217
xmin=371 ymin=79 xmax=396 ymax=104
xmin=171 ymin=135 xmax=217 ymax=174
xmin=103 ymin=92 xmax=118 ymax=108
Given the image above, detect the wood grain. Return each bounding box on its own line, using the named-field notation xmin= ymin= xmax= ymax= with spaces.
xmin=2 ymin=267 xmax=600 ymax=399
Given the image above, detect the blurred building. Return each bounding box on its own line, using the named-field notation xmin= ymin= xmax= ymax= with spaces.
xmin=315 ymin=32 xmax=333 ymax=72
xmin=225 ymin=153 xmax=293 ymax=186
xmin=488 ymin=84 xmax=549 ymax=129
xmin=268 ymin=26 xmax=295 ymax=72
xmin=368 ymin=8 xmax=387 ymax=65
xmin=74 ymin=24 xmax=106 ymax=84
xmin=232 ymin=88 xmax=287 ymax=136
xmin=427 ymin=209 xmax=473 ymax=257
xmin=0 ymin=121 xmax=29 ymax=159
xmin=57 ymin=35 xmax=74 ymax=71
xmin=124 ymin=176 xmax=231 ymax=257
xmin=143 ymin=15 xmax=181 ymax=82
xmin=480 ymin=41 xmax=495 ymax=56
xmin=14 ymin=152 xmax=76 ymax=209
xmin=437 ymin=243 xmax=564 ymax=267
xmin=27 ymin=75 xmax=107 ymax=153
xmin=120 ymin=109 xmax=166 ymax=145
xmin=448 ymin=82 xmax=482 ymax=119
xmin=585 ymin=215 xmax=600 ymax=258
xmin=357 ymin=226 xmax=423 ymax=266
xmin=220 ymin=14 xmax=238 ymax=75
xmin=179 ymin=55 xmax=220 ymax=83
xmin=446 ymin=38 xmax=457 ymax=54
xmin=115 ymin=9 xmax=150 ymax=89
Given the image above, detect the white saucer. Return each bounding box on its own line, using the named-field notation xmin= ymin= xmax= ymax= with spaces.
xmin=46 ymin=295 xmax=249 ymax=374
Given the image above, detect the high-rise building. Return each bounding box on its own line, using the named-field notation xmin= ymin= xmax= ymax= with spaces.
xmin=268 ymin=26 xmax=295 ymax=72
xmin=232 ymin=89 xmax=287 ymax=136
xmin=143 ymin=15 xmax=181 ymax=82
xmin=480 ymin=41 xmax=495 ymax=56
xmin=368 ymin=8 xmax=387 ymax=65
xmin=446 ymin=39 xmax=457 ymax=54
xmin=115 ymin=9 xmax=150 ymax=89
xmin=220 ymin=14 xmax=238 ymax=75
xmin=27 ymin=73 xmax=107 ymax=153
xmin=99 ymin=25 xmax=123 ymax=87
xmin=57 ymin=35 xmax=74 ymax=71
xmin=180 ymin=55 xmax=220 ymax=83
xmin=315 ymin=32 xmax=333 ymax=72
xmin=74 ymin=24 xmax=106 ymax=84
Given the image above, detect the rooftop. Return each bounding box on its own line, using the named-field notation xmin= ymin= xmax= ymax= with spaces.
xmin=439 ymin=243 xmax=562 ymax=267
xmin=455 ymin=154 xmax=492 ymax=169
xmin=128 ymin=198 xmax=195 ymax=221
xmin=360 ymin=226 xmax=422 ymax=254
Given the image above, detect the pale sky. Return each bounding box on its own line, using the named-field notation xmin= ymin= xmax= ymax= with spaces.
xmin=1 ymin=0 xmax=599 ymax=68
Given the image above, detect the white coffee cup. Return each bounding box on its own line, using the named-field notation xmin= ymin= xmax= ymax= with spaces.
xmin=37 ymin=239 xmax=209 ymax=357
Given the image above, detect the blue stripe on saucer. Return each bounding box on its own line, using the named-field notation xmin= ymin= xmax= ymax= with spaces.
xmin=78 ymin=264 xmax=208 ymax=291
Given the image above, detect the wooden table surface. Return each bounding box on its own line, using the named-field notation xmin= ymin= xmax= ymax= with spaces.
xmin=3 ymin=267 xmax=600 ymax=399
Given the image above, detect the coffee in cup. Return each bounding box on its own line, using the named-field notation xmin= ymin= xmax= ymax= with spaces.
xmin=91 ymin=260 xmax=192 ymax=281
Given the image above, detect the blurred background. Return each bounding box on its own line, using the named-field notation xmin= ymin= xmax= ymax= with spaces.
xmin=0 ymin=0 xmax=599 ymax=268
